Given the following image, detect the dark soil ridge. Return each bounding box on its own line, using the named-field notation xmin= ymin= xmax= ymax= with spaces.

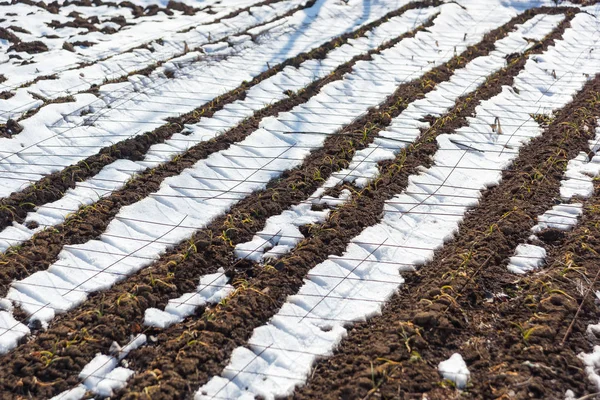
xmin=113 ymin=9 xmax=578 ymax=399
xmin=0 ymin=0 xmax=439 ymax=299
xmin=0 ymin=4 xmax=548 ymax=398
xmin=291 ymin=78 xmax=600 ymax=400
xmin=0 ymin=0 xmax=298 ymax=127
xmin=0 ymin=0 xmax=337 ymax=224
xmin=0 ymin=4 xmax=439 ymax=399
xmin=0 ymin=25 xmax=47 ymax=54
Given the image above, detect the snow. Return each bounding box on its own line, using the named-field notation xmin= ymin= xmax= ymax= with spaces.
xmin=507 ymin=244 xmax=546 ymax=275
xmin=0 ymin=0 xmax=435 ymax=353
xmin=50 ymin=386 xmax=87 ymax=400
xmin=53 ymin=269 xmax=234 ymax=396
xmin=6 ymin=2 xmax=457 ymax=330
xmin=580 ymin=346 xmax=600 ymax=390
xmin=0 ymin=0 xmax=304 ymax=122
xmin=574 ymin=125 xmax=600 ymax=393
xmin=0 ymin=5 xmax=437 ymax=253
xmin=0 ymin=311 xmax=30 ymax=354
xmin=144 ymin=270 xmax=233 ymax=328
xmin=342 ymin=12 xmax=566 ymax=188
xmin=0 ymin=1 xmax=598 ymax=398
xmin=235 ymin=12 xmax=565 ymax=264
xmin=531 ymin=203 xmax=584 ymax=233
xmin=197 ymin=11 xmax=600 ymax=399
xmin=438 ymin=353 xmax=470 ymax=389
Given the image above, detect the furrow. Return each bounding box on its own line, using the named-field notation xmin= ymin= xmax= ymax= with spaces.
xmin=0 ymin=2 xmax=521 ymax=398
xmin=0 ymin=1 xmax=440 ymax=285
xmin=506 ymin=123 xmax=600 ymax=275
xmin=2 ymin=6 xmax=445 ymax=327
xmin=0 ymin=0 xmax=413 ymax=229
xmin=234 ymin=12 xmax=566 ymax=264
xmin=0 ymin=0 xmax=304 ymax=123
xmin=51 ymin=271 xmax=232 ymax=399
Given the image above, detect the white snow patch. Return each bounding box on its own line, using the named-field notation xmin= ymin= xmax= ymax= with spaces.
xmin=0 ymin=2 xmax=441 ymax=335
xmin=0 ymin=0 xmax=307 ymax=123
xmin=144 ymin=270 xmax=233 ymax=328
xmin=0 ymin=311 xmax=30 ymax=354
xmin=532 ymin=203 xmax=584 ymax=233
xmin=580 ymin=346 xmax=600 ymax=390
xmin=438 ymin=353 xmax=470 ymax=389
xmin=0 ymin=6 xmax=437 ymax=253
xmin=507 ymin=244 xmax=547 ymax=274
xmin=507 ymin=123 xmax=600 ymax=274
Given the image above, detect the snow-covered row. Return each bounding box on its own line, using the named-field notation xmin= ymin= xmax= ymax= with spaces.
xmin=196 ymin=12 xmax=600 ymax=400
xmin=0 ymin=0 xmax=237 ymax=88
xmin=235 ymin=12 xmax=565 ymax=263
xmin=0 ymin=2 xmax=516 ymax=354
xmin=0 ymin=0 xmax=308 ymax=123
xmin=0 ymin=0 xmax=414 ymax=199
xmin=51 ymin=334 xmax=147 ymax=400
xmin=507 ymin=124 xmax=600 ymax=274
xmin=0 ymin=6 xmax=438 ymax=252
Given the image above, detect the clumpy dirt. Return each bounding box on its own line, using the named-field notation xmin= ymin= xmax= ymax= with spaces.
xmin=166 ymin=0 xmax=199 ymax=15
xmin=7 ymin=25 xmax=30 ymax=34
xmin=0 ymin=27 xmax=20 ymax=43
xmin=8 ymin=40 xmax=49 ymax=54
xmin=0 ymin=91 xmax=15 ymax=100
xmin=117 ymin=7 xmax=575 ymax=399
xmin=0 ymin=118 xmax=23 ymax=137
xmin=0 ymin=0 xmax=317 ymax=233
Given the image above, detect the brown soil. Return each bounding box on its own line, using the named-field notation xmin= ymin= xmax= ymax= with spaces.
xmin=116 ymin=7 xmax=574 ymax=399
xmin=62 ymin=41 xmax=75 ymax=52
xmin=8 ymin=25 xmax=30 ymax=34
xmin=7 ymin=40 xmax=49 ymax=54
xmin=0 ymin=0 xmax=438 ymax=255
xmin=13 ymin=0 xmax=61 ymax=14
xmin=71 ymin=40 xmax=96 ymax=47
xmin=0 ymin=118 xmax=23 ymax=137
xmin=117 ymin=9 xmax=575 ymax=399
xmin=0 ymin=91 xmax=15 ymax=100
xmin=166 ymin=0 xmax=199 ymax=16
xmin=48 ymin=15 xmax=102 ymax=32
xmin=0 ymin=27 xmax=20 ymax=43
